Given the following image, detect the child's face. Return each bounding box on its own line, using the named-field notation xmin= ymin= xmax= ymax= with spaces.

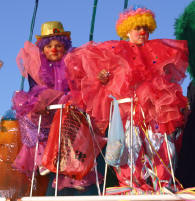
xmin=43 ymin=40 xmax=65 ymax=61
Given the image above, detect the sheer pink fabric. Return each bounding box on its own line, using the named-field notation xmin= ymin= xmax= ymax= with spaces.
xmin=16 ymin=41 xmax=43 ymax=85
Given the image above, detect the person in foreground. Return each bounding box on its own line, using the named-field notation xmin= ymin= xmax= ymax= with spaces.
xmin=11 ymin=21 xmax=72 ymax=195
xmin=64 ymin=6 xmax=189 ymax=193
xmin=11 ymin=20 xmax=106 ymax=196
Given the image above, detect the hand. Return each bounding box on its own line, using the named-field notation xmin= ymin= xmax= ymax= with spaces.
xmin=34 ymin=106 xmax=50 ymax=115
xmin=97 ymin=69 xmax=110 ymax=84
xmin=36 ymin=109 xmax=50 ymax=115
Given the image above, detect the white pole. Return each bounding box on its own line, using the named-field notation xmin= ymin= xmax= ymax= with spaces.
xmin=30 ymin=115 xmax=42 ymax=197
xmin=130 ymin=98 xmax=133 ymax=187
xmin=55 ymin=105 xmax=63 ymax=196
xmin=164 ymin=133 xmax=177 ymax=192
xmin=102 ymin=164 xmax=108 ymax=196
xmin=86 ymin=114 xmax=101 ymax=195
xmin=102 ymin=101 xmax=113 ymax=196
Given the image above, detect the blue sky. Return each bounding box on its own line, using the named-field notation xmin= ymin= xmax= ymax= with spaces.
xmin=0 ymin=0 xmax=193 ymax=116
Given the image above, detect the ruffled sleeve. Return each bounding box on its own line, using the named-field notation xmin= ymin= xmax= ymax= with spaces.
xmin=146 ymin=39 xmax=188 ymax=83
xmin=135 ymin=76 xmax=187 ymax=134
xmin=65 ymin=41 xmax=131 ymax=134
xmin=16 ymin=41 xmax=43 ymax=85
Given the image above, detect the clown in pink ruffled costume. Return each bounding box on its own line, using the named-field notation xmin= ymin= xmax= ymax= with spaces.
xmin=11 ymin=22 xmax=105 ymax=195
xmin=64 ymin=6 xmax=189 ymax=192
xmin=12 ymin=21 xmax=71 ymax=177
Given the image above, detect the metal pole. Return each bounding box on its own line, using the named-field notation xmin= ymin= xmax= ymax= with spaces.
xmin=164 ymin=133 xmax=177 ymax=192
xmin=124 ymin=0 xmax=128 ymax=10
xmin=30 ymin=114 xmax=42 ymax=197
xmin=103 ymin=101 xmax=113 ymax=195
xmin=86 ymin=114 xmax=101 ymax=195
xmin=55 ymin=105 xmax=63 ymax=196
xmin=89 ymin=0 xmax=98 ymax=41
xmin=130 ymin=98 xmax=133 ymax=187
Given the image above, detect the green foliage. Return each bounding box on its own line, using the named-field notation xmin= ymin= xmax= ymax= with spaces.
xmin=175 ymin=0 xmax=195 ymax=81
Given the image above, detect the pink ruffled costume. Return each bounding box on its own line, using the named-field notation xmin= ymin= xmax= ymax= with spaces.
xmin=64 ymin=39 xmax=188 ymax=191
xmin=12 ymin=41 xmax=104 ymax=190
xmin=12 ymin=41 xmax=70 ymax=176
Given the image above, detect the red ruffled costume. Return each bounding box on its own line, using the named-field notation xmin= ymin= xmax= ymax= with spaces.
xmin=64 ymin=39 xmax=188 ymax=192
xmin=65 ymin=39 xmax=188 ymax=136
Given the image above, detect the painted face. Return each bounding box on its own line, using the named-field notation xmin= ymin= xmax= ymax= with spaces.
xmin=127 ymin=26 xmax=149 ymax=45
xmin=43 ymin=40 xmax=65 ymax=61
